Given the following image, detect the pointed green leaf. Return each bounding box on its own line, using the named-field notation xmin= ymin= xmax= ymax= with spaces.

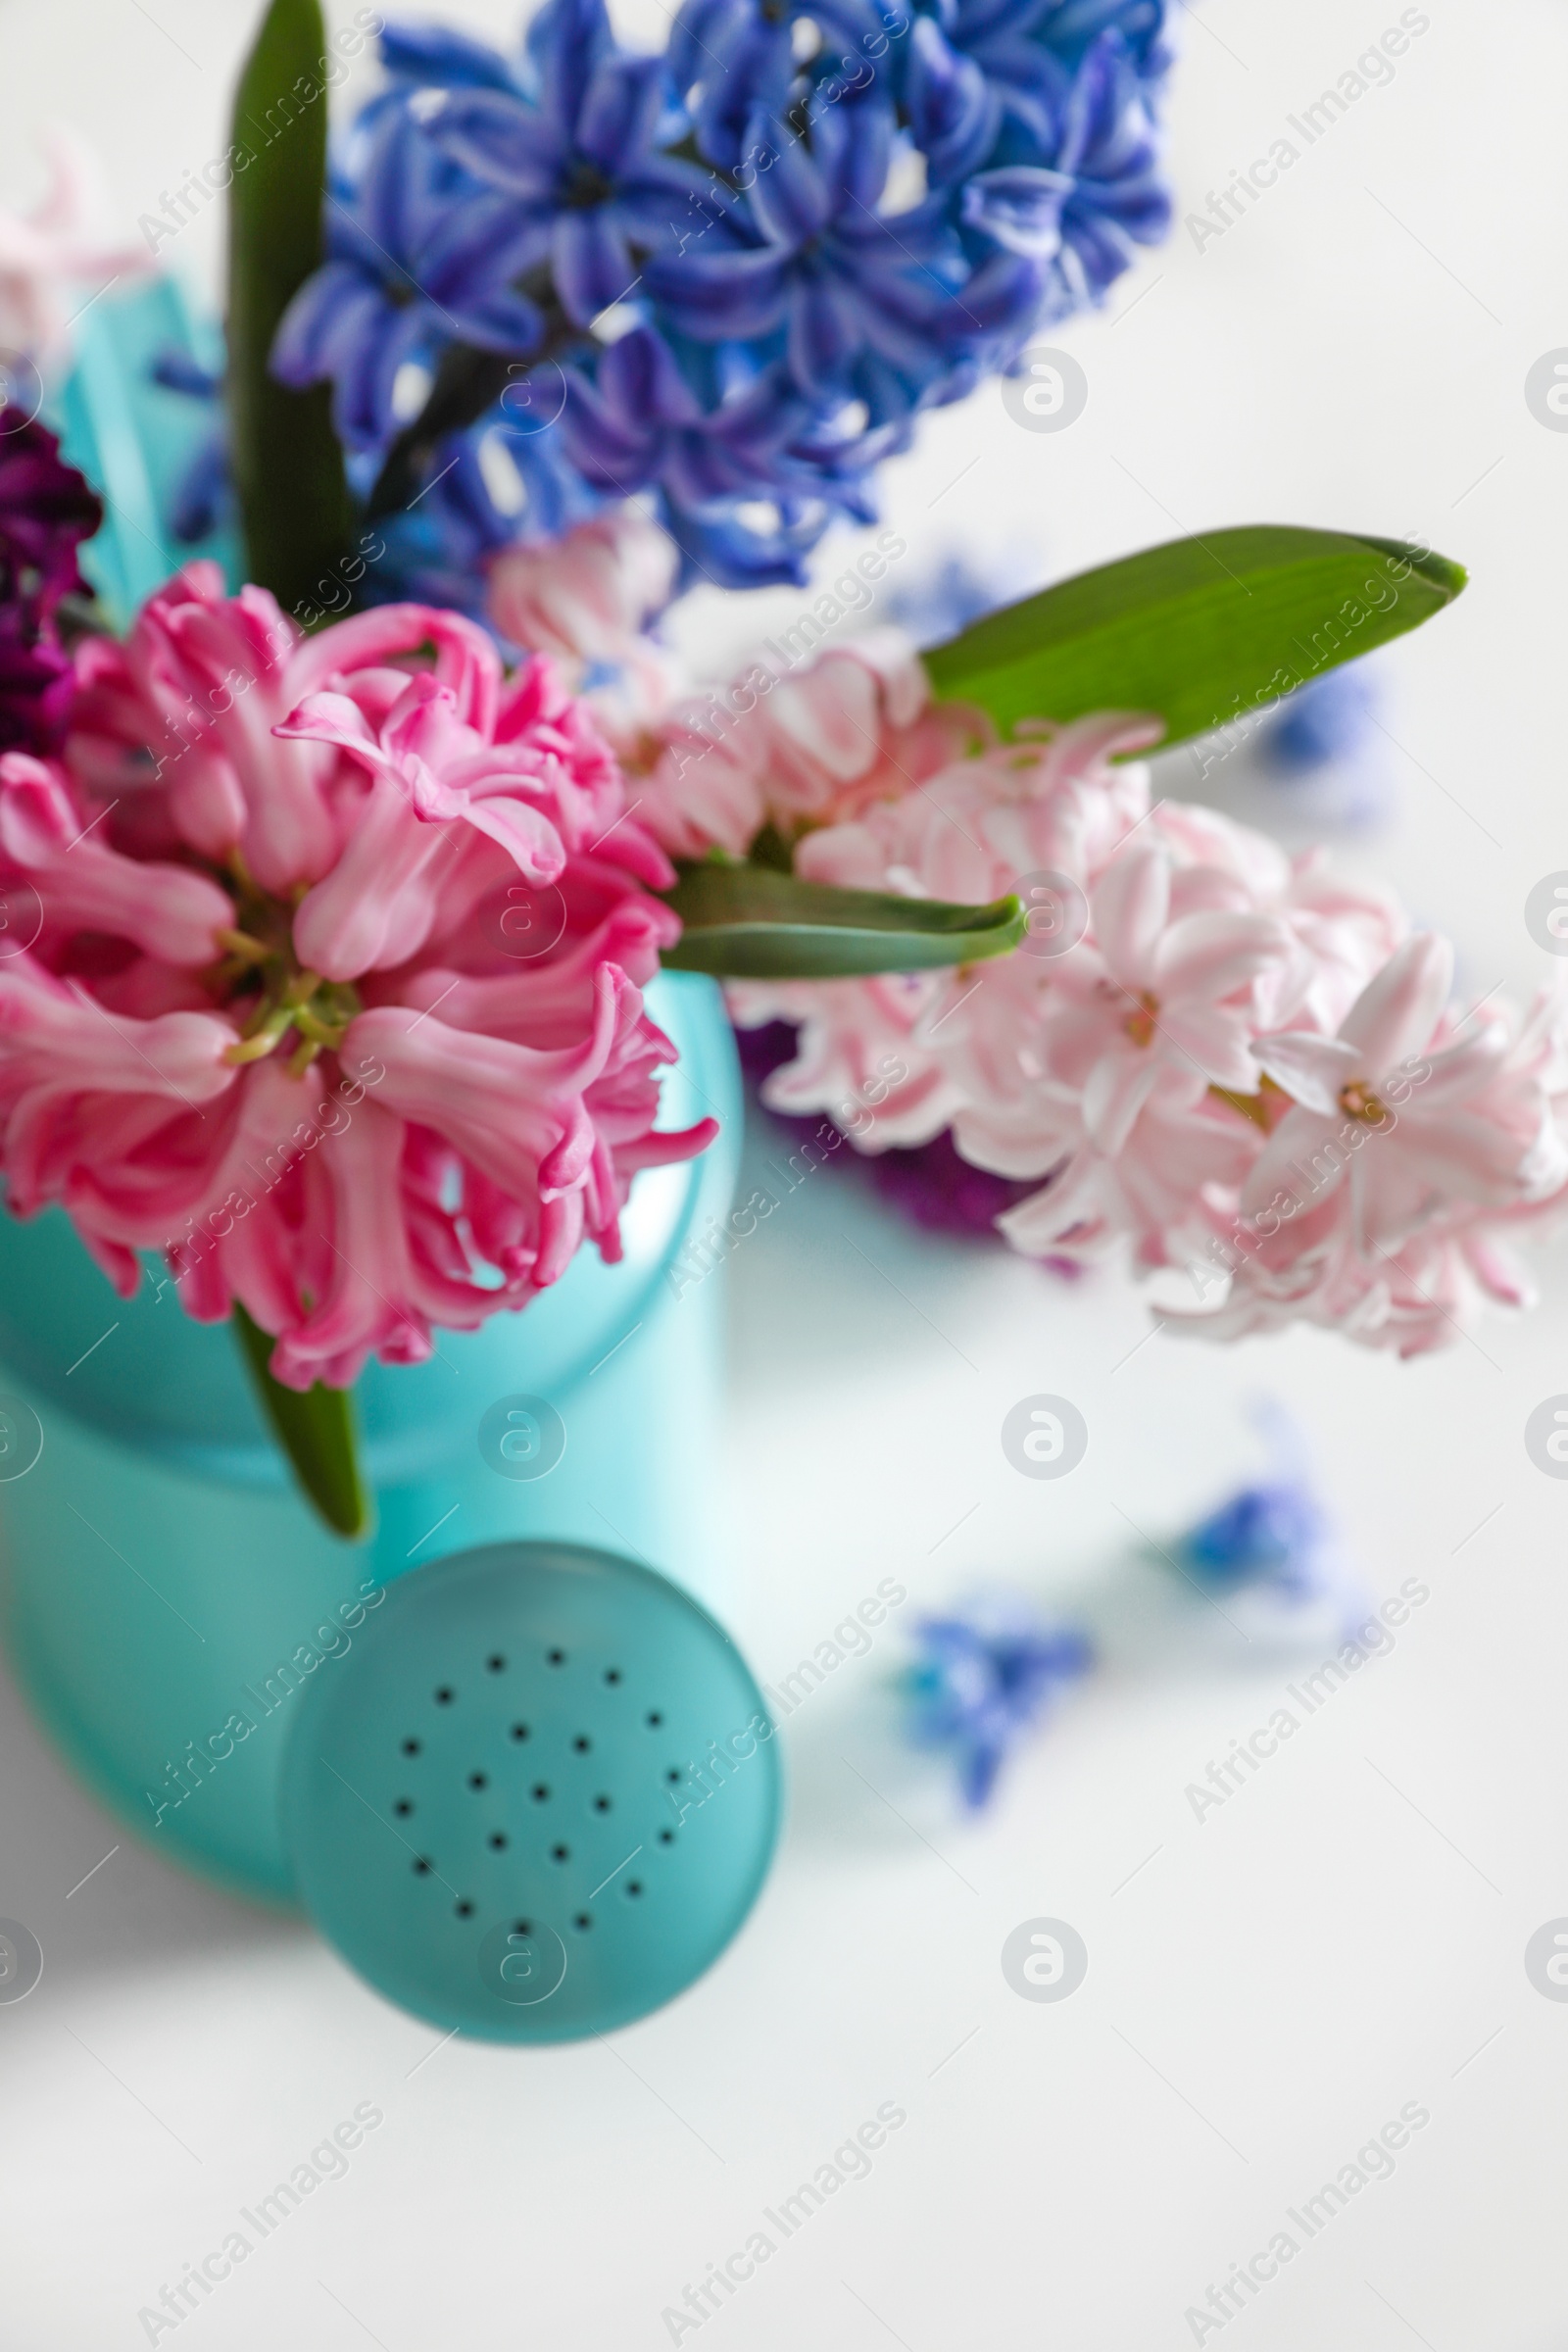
xmin=226 ymin=0 xmax=354 ymax=610
xmin=660 ymin=861 xmax=1026 ymax=978
xmin=922 ymin=526 xmax=1465 ymax=749
xmin=232 ymin=1304 xmax=371 ymax=1541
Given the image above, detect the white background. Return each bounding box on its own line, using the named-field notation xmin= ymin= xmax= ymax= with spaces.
xmin=4 ymin=2 xmax=1568 ymax=2346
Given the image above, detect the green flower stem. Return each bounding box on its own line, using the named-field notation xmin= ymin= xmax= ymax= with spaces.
xmin=232 ymin=1305 xmax=372 ymax=1542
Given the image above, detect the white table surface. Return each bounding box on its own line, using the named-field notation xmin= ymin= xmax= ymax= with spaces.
xmin=5 ymin=3 xmax=1568 ymax=2345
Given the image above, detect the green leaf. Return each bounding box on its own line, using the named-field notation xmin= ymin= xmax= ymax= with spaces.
xmin=226 ymin=0 xmax=354 ymax=611
xmin=232 ymin=1304 xmax=372 ymax=1541
xmin=659 ymin=860 xmax=1026 ymax=978
xmin=921 ymin=526 xmax=1466 ymax=749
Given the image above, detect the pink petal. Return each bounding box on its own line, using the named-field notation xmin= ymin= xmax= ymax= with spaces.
xmin=1091 ymin=843 xmax=1168 ymax=989
xmin=1155 ymin=909 xmax=1290 ymax=1003
xmin=1155 ymin=1004 xmax=1259 ymax=1091
xmin=1340 ymin=932 xmax=1452 ymax=1069
xmin=291 ymin=773 xmax=447 ymax=982
xmin=1254 ymin=1032 xmax=1359 ymax=1115
xmin=1083 ymin=1045 xmax=1161 ymax=1154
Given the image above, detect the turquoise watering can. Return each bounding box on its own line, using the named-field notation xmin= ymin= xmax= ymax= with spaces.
xmin=0 ymin=287 xmax=782 ymax=2040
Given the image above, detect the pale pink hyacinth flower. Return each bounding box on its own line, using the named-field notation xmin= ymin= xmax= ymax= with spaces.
xmin=730 ymin=713 xmax=1160 ymax=1152
xmin=0 ymin=129 xmax=155 ymax=367
xmin=977 ymin=825 xmax=1302 ymax=1271
xmin=0 ymin=565 xmax=712 ymax=1390
xmin=1038 ymin=840 xmax=1295 ymax=1153
xmin=486 ymin=507 xmax=682 ymax=740
xmin=1162 ymin=938 xmax=1568 ymax=1354
xmin=720 ymin=692 xmax=1568 ymax=1337
xmin=627 ymin=626 xmax=989 ymax=858
xmin=488 ymin=508 xmax=678 ymax=669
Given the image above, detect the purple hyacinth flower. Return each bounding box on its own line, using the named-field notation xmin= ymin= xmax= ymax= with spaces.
xmin=904 ymin=1603 xmax=1094 ymax=1808
xmin=0 ymin=412 xmax=101 ymax=614
xmin=0 ymin=610 xmax=74 ymax=756
xmin=865 ymin=1128 xmax=1048 ymax=1238
xmin=0 ymin=409 xmax=101 ymax=755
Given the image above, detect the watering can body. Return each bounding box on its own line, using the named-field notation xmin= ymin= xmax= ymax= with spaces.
xmin=0 ymin=972 xmax=742 ymax=1906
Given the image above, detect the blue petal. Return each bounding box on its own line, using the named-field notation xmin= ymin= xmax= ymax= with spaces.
xmin=906 ymin=18 xmax=999 ymax=183
xmin=169 ymin=428 xmax=229 ymax=543
xmin=808 ymin=88 xmax=897 ymax=215
xmin=553 ymin=209 xmax=640 ymax=326
xmin=962 ymin=164 xmax=1072 ymax=255
xmin=419 ymin=195 xmax=550 ymax=306
xmin=598 ymin=325 xmax=705 ymax=425
xmin=614 ymin=161 xmax=740 ymax=249
xmin=744 ymin=113 xmax=835 ymax=250
xmin=427 ymin=89 xmax=565 ymax=199
xmin=643 ymin=245 xmax=787 ymax=339
xmin=331 ymin=297 xmax=429 ymax=452
xmin=528 ymin=0 xmax=617 ymax=140
xmin=689 ymin=23 xmax=794 ymax=171
xmin=379 ymin=21 xmax=523 ymax=93
xmin=561 ymin=372 xmax=662 ymax=488
xmin=271 ymin=263 xmax=378 ymax=387
xmin=785 ymin=276 xmax=860 ymax=397
xmin=575 ymin=52 xmax=667 ymax=172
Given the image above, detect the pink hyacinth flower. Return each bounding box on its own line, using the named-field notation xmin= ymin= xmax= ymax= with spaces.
xmin=0 ymin=573 xmax=713 ymax=1389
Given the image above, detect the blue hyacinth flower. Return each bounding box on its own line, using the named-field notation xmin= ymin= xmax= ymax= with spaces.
xmin=1175 ymin=1479 xmax=1334 ymax=1604
xmin=271 ymin=105 xmax=546 ymax=452
xmin=424 ymin=0 xmax=736 ymax=329
xmin=148 ymin=350 xmax=230 ymax=544
xmin=1165 ymin=1405 xmax=1370 ymax=1645
xmin=965 ymin=29 xmax=1169 ymax=310
xmin=264 ymin=0 xmax=1174 ymax=608
xmin=1261 ymin=665 xmax=1377 ymax=777
xmin=645 ymin=95 xmax=972 ymax=403
xmin=903 ymin=1603 xmax=1094 ymax=1809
